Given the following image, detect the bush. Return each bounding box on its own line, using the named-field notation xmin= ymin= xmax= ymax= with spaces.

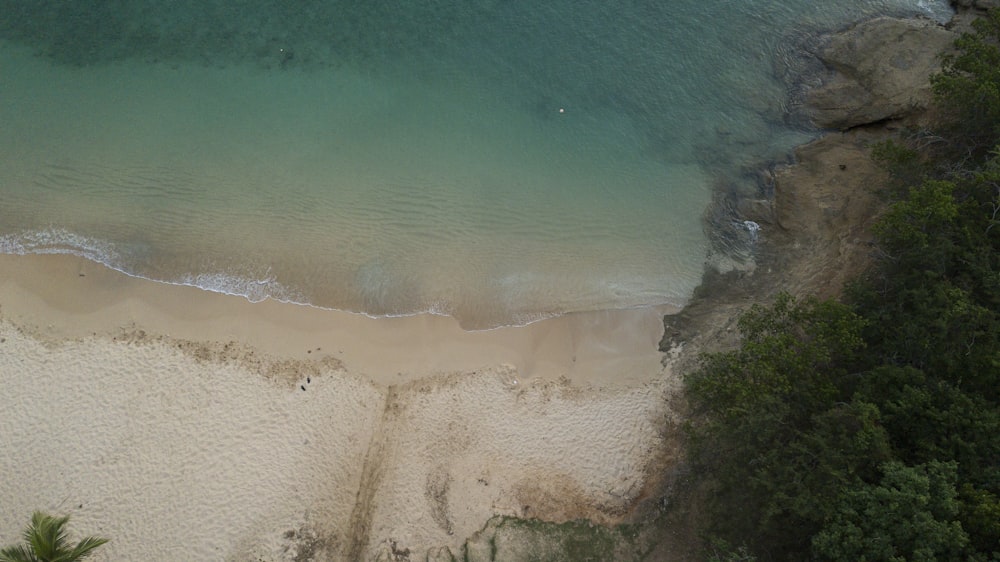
xmin=932 ymin=9 xmax=1000 ymax=159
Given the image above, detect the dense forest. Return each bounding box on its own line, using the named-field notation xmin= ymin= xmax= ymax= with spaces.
xmin=684 ymin=8 xmax=1000 ymax=561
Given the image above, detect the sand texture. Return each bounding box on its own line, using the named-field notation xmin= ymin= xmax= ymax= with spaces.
xmin=0 ymin=254 xmax=674 ymax=560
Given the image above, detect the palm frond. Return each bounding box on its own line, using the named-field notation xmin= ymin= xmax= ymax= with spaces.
xmin=0 ymin=544 xmax=40 ymax=562
xmin=3 ymin=512 xmax=108 ymax=562
xmin=61 ymin=537 xmax=110 ymax=561
xmin=26 ymin=512 xmax=70 ymax=561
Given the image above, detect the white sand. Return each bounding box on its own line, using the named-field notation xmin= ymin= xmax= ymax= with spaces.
xmin=358 ymin=371 xmax=669 ymax=560
xmin=0 ymin=323 xmax=381 ymax=560
xmin=0 ymin=254 xmax=676 ymax=560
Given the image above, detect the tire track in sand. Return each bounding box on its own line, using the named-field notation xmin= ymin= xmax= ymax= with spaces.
xmin=345 ymin=385 xmax=400 ymax=560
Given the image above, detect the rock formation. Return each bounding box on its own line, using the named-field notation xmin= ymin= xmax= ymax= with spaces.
xmin=806 ymin=17 xmax=956 ymax=130
xmin=661 ymin=13 xmax=964 ymax=355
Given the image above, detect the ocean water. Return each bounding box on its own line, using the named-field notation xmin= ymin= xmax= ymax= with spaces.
xmin=0 ymin=0 xmax=952 ymax=328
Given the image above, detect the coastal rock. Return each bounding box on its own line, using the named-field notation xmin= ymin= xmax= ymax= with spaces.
xmin=458 ymin=516 xmax=646 ymax=562
xmin=806 ymin=17 xmax=956 ymax=130
xmin=660 ymin=129 xmax=892 ymax=359
xmin=771 ymin=130 xmax=888 ymax=296
xmin=736 ymin=198 xmax=776 ymax=226
xmin=464 ymin=527 xmax=495 ymax=562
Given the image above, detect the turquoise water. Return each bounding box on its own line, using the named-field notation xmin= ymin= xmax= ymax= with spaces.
xmin=0 ymin=1 xmax=951 ymax=328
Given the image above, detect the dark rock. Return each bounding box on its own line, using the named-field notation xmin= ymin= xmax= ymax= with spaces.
xmin=736 ymin=198 xmax=776 ymax=225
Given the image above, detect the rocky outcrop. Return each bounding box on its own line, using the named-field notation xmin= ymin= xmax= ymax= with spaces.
xmin=659 ymin=127 xmax=892 ymax=364
xmin=660 ymin=14 xmax=952 ymax=356
xmin=459 ymin=516 xmax=648 ymax=562
xmin=770 ymin=130 xmax=888 ymax=295
xmin=806 ymin=17 xmax=956 ymax=130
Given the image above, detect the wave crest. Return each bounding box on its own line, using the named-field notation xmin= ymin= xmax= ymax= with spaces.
xmin=0 ymin=228 xmax=303 ymax=306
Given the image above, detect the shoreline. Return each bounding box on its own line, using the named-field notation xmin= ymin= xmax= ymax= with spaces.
xmin=0 ymin=253 xmax=671 ymax=389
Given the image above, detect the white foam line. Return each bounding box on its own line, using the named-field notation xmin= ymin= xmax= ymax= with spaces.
xmin=0 ymin=228 xmax=682 ymax=331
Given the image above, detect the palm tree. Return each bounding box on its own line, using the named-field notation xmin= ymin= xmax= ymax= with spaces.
xmin=0 ymin=512 xmax=108 ymax=562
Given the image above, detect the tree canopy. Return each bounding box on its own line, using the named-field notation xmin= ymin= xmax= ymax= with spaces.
xmin=684 ymin=8 xmax=1000 ymax=561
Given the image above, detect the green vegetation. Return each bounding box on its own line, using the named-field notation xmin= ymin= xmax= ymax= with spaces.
xmin=0 ymin=512 xmax=108 ymax=562
xmin=932 ymin=8 xmax=1000 ymax=157
xmin=461 ymin=516 xmax=655 ymax=562
xmin=487 ymin=518 xmax=619 ymax=562
xmin=684 ymin=8 xmax=1000 ymax=561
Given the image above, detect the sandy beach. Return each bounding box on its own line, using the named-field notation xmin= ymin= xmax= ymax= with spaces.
xmin=0 ymin=253 xmax=677 ymax=560
xmin=0 ymin=0 xmax=960 ymax=558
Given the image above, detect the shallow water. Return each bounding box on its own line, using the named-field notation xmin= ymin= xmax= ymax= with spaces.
xmin=0 ymin=0 xmax=951 ymax=328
